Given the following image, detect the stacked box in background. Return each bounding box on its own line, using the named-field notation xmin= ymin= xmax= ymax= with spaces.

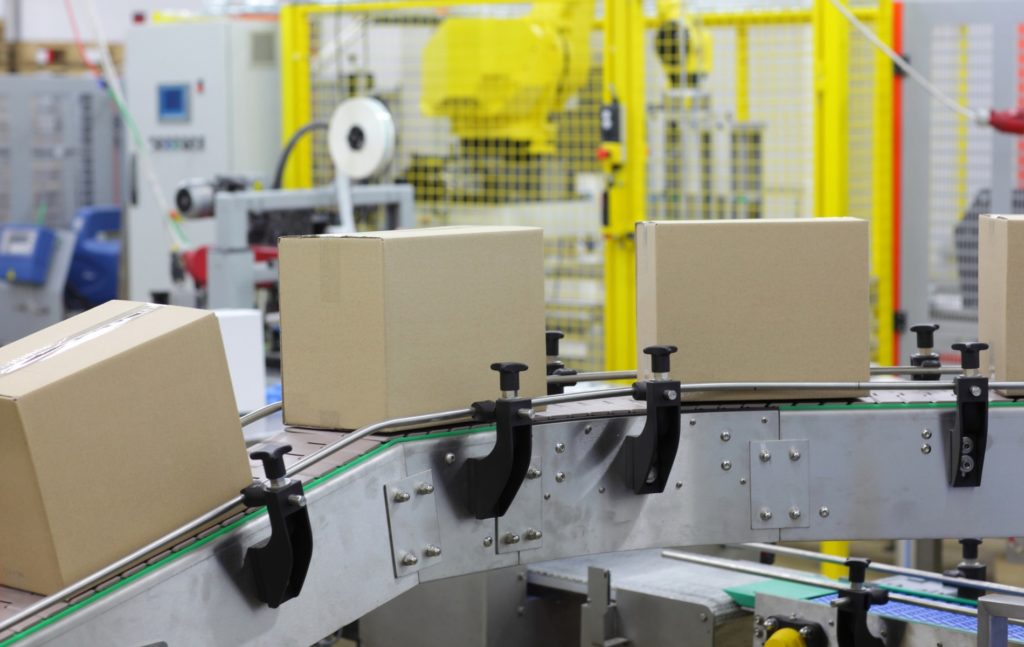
xmin=635 ymin=218 xmax=871 ymax=400
xmin=978 ymin=214 xmax=1024 ymax=395
xmin=0 ymin=301 xmax=251 ymax=595
xmin=279 ymin=226 xmax=547 ymax=430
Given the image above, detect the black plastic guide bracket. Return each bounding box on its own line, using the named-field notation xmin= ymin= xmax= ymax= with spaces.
xmin=620 ymin=345 xmax=681 ymax=494
xmin=466 ymin=362 xmax=535 ymax=519
xmin=834 ymin=558 xmax=889 ymax=647
xmin=948 ymin=342 xmax=989 ymax=487
xmin=241 ymin=442 xmax=313 ymax=608
xmin=545 ymin=330 xmax=578 ymax=396
xmin=943 ymin=538 xmax=987 ymax=600
xmin=909 ymin=323 xmax=941 ymax=381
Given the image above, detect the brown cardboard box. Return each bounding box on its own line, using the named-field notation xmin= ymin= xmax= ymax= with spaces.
xmin=978 ymin=214 xmax=1024 ymax=395
xmin=0 ymin=301 xmax=251 ymax=594
xmin=279 ymin=226 xmax=547 ymax=430
xmin=636 ymin=218 xmax=870 ymax=400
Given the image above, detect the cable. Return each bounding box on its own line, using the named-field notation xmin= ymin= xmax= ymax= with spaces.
xmin=826 ymin=0 xmax=985 ymax=124
xmin=62 ymin=0 xmax=102 ymax=79
xmin=271 ymin=121 xmax=329 ymax=189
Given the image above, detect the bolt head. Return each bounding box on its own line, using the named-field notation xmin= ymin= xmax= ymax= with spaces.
xmin=699 ymin=612 xmax=708 ymax=622
xmin=675 ymin=481 xmax=683 ymax=489
xmin=518 ymin=408 xmax=537 ymax=420
xmin=555 ymin=471 xmax=566 ymax=483
xmin=416 ymin=483 xmax=434 ymax=495
xmin=721 ymin=460 xmax=732 ymax=471
xmin=819 ymin=506 xmax=830 ymax=518
xmin=483 ymin=536 xmax=494 ymax=547
xmin=689 ymin=418 xmax=697 ymax=426
xmin=763 ymin=618 xmax=778 ymax=630
xmin=287 ymin=494 xmax=307 ymax=507
xmin=424 ymin=545 xmax=442 ymax=557
xmin=789 ymin=507 xmax=802 ymax=520
xmin=584 ymin=425 xmax=593 ymax=434
xmin=393 ymin=490 xmax=411 ymax=503
xmin=922 ymin=428 xmax=933 ymax=439
xmin=720 ymin=430 xmax=732 ymax=441
xmin=598 ymin=486 xmax=606 ymax=493
xmin=544 ymin=493 xmax=551 ymax=500
xmin=503 ymin=533 xmax=521 ymax=545
xmin=740 ymin=478 xmax=748 ymax=485
xmin=759 ymin=449 xmax=772 ymax=462
xmin=761 ymin=416 xmax=768 ymax=424
xmin=799 ymin=626 xmax=812 ymax=638
xmin=760 ymin=509 xmax=773 ymax=521
xmin=789 ymin=448 xmax=801 ymax=461
xmin=444 ymin=452 xmax=456 ymax=465
xmin=555 ymin=442 xmax=566 ymax=454
xmin=401 ymin=553 xmax=418 ymax=566
xmin=971 ymin=385 xmax=982 ymax=397
xmin=921 ymin=443 xmax=932 ymax=454
xmin=525 ymin=529 xmax=543 ymax=540
xmin=527 ymin=467 xmax=542 ymax=479
xmin=663 ymin=389 xmax=678 ymax=401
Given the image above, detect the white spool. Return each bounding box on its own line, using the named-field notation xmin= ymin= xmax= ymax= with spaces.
xmin=327 ymin=97 xmax=396 ymax=180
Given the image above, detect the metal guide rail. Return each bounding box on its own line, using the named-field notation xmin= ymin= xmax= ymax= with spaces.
xmin=4 ymin=379 xmax=1024 ymax=646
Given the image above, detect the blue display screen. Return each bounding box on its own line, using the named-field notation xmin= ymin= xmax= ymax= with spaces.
xmin=158 ymin=84 xmax=189 ymax=122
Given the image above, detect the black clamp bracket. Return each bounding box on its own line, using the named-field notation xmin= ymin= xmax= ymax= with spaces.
xmin=834 ymin=558 xmax=889 ymax=647
xmin=763 ymin=616 xmax=827 ymax=647
xmin=620 ymin=345 xmax=681 ymax=494
xmin=545 ymin=330 xmax=578 ymax=396
xmin=241 ymin=443 xmax=313 ymax=608
xmin=948 ymin=342 xmax=989 ymax=487
xmin=943 ymin=538 xmax=987 ymax=600
xmin=466 ymin=362 xmax=535 ymax=519
xmin=909 ymin=323 xmax=942 ymax=381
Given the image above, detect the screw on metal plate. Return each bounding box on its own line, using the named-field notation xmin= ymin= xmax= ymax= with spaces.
xmin=759 ymin=508 xmax=773 ymax=521
xmin=721 ymin=460 xmax=732 ymax=471
xmin=720 ymin=430 xmax=731 ymax=442
xmin=764 ymin=618 xmax=778 ymax=631
xmin=761 ymin=417 xmax=768 ymax=424
xmin=788 ymin=448 xmax=801 ymax=461
xmin=921 ymin=443 xmax=932 ymax=454
xmin=819 ymin=506 xmax=830 ymax=518
xmin=416 ymin=483 xmax=434 ymax=495
xmin=483 ymin=536 xmax=494 ymax=547
xmin=689 ymin=418 xmax=697 ymax=426
xmin=799 ymin=626 xmax=813 ymax=638
xmin=544 ymin=493 xmax=551 ymax=500
xmin=525 ymin=529 xmax=543 ymax=541
xmin=584 ymin=425 xmax=593 ymax=434
xmin=922 ymin=428 xmax=932 ymax=439
xmin=287 ymin=494 xmax=306 ymax=507
xmin=789 ymin=507 xmax=802 ymax=520
xmin=555 ymin=471 xmax=566 ymax=483
xmin=663 ymin=389 xmax=678 ymax=401
xmin=555 ymin=442 xmax=566 ymax=454
xmin=401 ymin=553 xmax=418 ymax=566
xmin=759 ymin=449 xmax=772 ymax=462
xmin=971 ymin=385 xmax=982 ymax=397
xmin=444 ymin=452 xmax=456 ymax=465
xmin=424 ymin=545 xmax=442 ymax=557
xmin=699 ymin=612 xmax=708 ymax=622
xmin=675 ymin=481 xmax=683 ymax=489
xmin=740 ymin=478 xmax=748 ymax=485
xmin=598 ymin=486 xmax=606 ymax=493
xmin=393 ymin=490 xmax=411 ymax=503
xmin=526 ymin=467 xmax=542 ymax=479
xmin=503 ymin=533 xmax=521 ymax=545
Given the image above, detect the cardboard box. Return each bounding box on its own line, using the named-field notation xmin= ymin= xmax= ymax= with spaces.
xmin=0 ymin=301 xmax=251 ymax=594
xmin=636 ymin=218 xmax=870 ymax=400
xmin=279 ymin=226 xmax=547 ymax=429
xmin=979 ymin=214 xmax=1024 ymax=395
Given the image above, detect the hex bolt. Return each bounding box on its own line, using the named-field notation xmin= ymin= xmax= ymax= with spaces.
xmin=764 ymin=618 xmax=778 ymax=631
xmin=761 ymin=417 xmax=768 ymax=424
xmin=971 ymin=385 xmax=982 ymax=397
xmin=799 ymin=626 xmax=813 ymax=638
xmin=663 ymin=389 xmax=678 ymax=401
xmin=525 ymin=529 xmax=543 ymax=541
xmin=584 ymin=425 xmax=593 ymax=434
xmin=720 ymin=430 xmax=732 ymax=442
xmin=740 ymin=478 xmax=748 ymax=485
xmin=819 ymin=506 xmax=830 ymax=518
xmin=444 ymin=452 xmax=456 ymax=465
xmin=921 ymin=443 xmax=932 ymax=455
xmin=760 ymin=508 xmax=773 ymax=521
xmin=544 ymin=493 xmax=551 ymax=500
xmin=393 ymin=490 xmax=411 ymax=503
xmin=526 ymin=467 xmax=542 ymax=479
xmin=721 ymin=460 xmax=732 ymax=471
xmin=503 ymin=533 xmax=521 ymax=545
xmin=416 ymin=483 xmax=434 ymax=495
xmin=483 ymin=536 xmax=494 ymax=547
xmin=759 ymin=449 xmax=772 ymax=463
xmin=555 ymin=442 xmax=566 ymax=454
xmin=789 ymin=507 xmax=802 ymax=520
xmin=287 ymin=494 xmax=307 ymax=507
xmin=401 ymin=553 xmax=418 ymax=566
xmin=922 ymin=429 xmax=933 ymax=439
xmin=598 ymin=486 xmax=606 ymax=493
xmin=424 ymin=545 xmax=442 ymax=557
xmin=689 ymin=418 xmax=697 ymax=426
xmin=789 ymin=448 xmax=801 ymax=461
xmin=555 ymin=471 xmax=566 ymax=483
xmin=675 ymin=481 xmax=683 ymax=489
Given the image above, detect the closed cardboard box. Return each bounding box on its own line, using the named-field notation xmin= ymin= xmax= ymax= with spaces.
xmin=0 ymin=301 xmax=251 ymax=594
xmin=636 ymin=218 xmax=870 ymax=400
xmin=978 ymin=214 xmax=1024 ymax=395
xmin=279 ymin=226 xmax=547 ymax=429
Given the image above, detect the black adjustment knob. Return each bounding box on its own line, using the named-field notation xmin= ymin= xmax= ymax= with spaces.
xmin=644 ymin=345 xmax=678 ymax=374
xmin=251 ymin=442 xmax=292 ymax=481
xmin=910 ymin=323 xmax=939 ymax=349
xmin=845 ymin=557 xmax=871 ymax=585
xmin=960 ymin=538 xmax=982 ymax=560
xmin=952 ymin=342 xmax=989 ymax=370
xmin=491 ymin=362 xmax=528 ymax=393
xmin=546 ymin=330 xmax=565 ymax=357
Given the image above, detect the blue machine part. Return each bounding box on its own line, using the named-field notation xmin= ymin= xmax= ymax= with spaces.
xmin=158 ymin=83 xmax=190 ymax=122
xmin=67 ymin=206 xmax=121 ymax=307
xmin=812 ymin=593 xmax=1024 ymax=641
xmin=0 ymin=224 xmax=56 ymax=285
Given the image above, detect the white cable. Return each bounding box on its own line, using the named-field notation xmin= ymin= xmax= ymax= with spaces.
xmin=826 ymin=0 xmax=987 ymax=124
xmin=79 ymin=0 xmax=188 ymax=250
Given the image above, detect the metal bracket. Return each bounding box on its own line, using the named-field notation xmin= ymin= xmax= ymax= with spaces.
xmin=580 ymin=567 xmax=629 ymax=647
xmin=977 ymin=594 xmax=1024 ymax=647
xmin=620 ymin=379 xmax=681 ymax=494
xmin=384 ymin=469 xmax=443 ymax=578
xmin=947 ymin=375 xmax=989 ymax=487
xmin=467 ymin=396 xmax=534 ymax=519
xmin=749 ymin=440 xmax=810 ymax=530
xmin=495 ymin=455 xmax=543 ymax=554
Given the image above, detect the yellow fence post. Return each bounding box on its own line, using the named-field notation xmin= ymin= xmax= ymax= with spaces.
xmin=873 ymin=0 xmax=895 ymax=365
xmin=602 ymin=0 xmax=647 ymax=371
xmin=280 ymin=4 xmax=314 ymax=189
